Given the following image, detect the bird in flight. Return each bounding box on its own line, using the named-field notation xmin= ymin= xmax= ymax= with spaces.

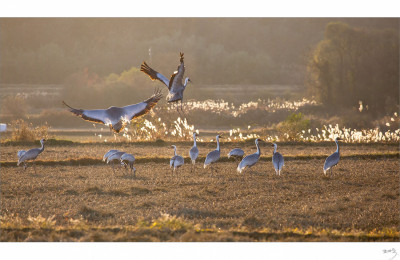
xmin=141 ymin=52 xmax=191 ymax=116
xmin=63 ymin=89 xmax=162 ymax=133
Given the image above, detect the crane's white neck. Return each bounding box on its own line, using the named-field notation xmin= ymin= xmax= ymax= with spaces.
xmin=335 ymin=139 xmax=340 ymax=153
xmin=216 ymin=136 xmax=220 ymax=151
xmin=273 ymin=144 xmax=277 ymax=154
xmin=40 ymin=140 xmax=45 ymax=152
xmin=173 ymin=146 xmax=177 ymax=156
xmin=256 ymin=140 xmax=261 ymax=155
xmin=193 ymin=133 xmax=197 ymax=146
xmin=184 ymin=78 xmax=190 ymax=88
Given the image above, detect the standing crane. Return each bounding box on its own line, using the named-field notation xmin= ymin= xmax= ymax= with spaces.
xmin=17 ymin=139 xmax=46 ymax=173
xmin=120 ymin=153 xmax=136 ymax=177
xmin=170 ymin=145 xmax=184 ymax=173
xmin=228 ymin=148 xmax=245 ymax=162
xmin=106 ymin=151 xmax=126 ymax=174
xmin=271 ymin=143 xmax=284 ymax=175
xmin=63 ymin=89 xmax=162 ymax=133
xmin=140 ymin=52 xmax=191 ymax=116
xmin=323 ymin=137 xmax=342 ymax=177
xmin=204 ymin=135 xmax=223 ymax=174
xmin=189 ymin=132 xmax=199 ymax=172
xmin=237 ymin=138 xmax=263 ymax=174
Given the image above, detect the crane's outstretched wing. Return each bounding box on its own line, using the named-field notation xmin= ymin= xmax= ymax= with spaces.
xmin=121 ymin=89 xmax=163 ymax=120
xmin=63 ymin=101 xmax=110 ymax=125
xmin=140 ymin=62 xmax=170 ymax=88
xmin=168 ymin=52 xmax=185 ymax=92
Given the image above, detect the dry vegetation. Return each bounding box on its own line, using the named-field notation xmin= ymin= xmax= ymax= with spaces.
xmin=1 ymin=143 xmax=398 ymax=241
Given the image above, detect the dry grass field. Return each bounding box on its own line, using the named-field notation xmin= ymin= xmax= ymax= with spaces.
xmin=1 ymin=142 xmax=399 ymax=242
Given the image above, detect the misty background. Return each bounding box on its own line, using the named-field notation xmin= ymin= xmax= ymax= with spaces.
xmin=0 ymin=18 xmax=398 ymax=139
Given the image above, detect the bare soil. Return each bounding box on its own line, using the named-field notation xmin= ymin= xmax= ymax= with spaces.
xmin=1 ymin=143 xmax=398 ymax=241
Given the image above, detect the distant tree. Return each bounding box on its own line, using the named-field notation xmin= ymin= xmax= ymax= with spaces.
xmin=307 ymin=22 xmax=399 ymax=114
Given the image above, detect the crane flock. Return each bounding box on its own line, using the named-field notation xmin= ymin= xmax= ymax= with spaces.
xmin=15 ymin=52 xmax=344 ymax=178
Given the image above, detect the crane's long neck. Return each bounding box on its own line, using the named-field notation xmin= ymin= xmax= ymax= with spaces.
xmin=173 ymin=147 xmax=177 ymax=156
xmin=335 ymin=139 xmax=340 ymax=153
xmin=39 ymin=141 xmax=45 ymax=153
xmin=193 ymin=134 xmax=197 ymax=147
xmin=256 ymin=141 xmax=261 ymax=155
xmin=273 ymin=144 xmax=277 ymax=154
xmin=184 ymin=78 xmax=190 ymax=88
xmin=216 ymin=136 xmax=220 ymax=151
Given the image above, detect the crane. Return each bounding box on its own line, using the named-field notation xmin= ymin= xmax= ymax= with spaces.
xmin=63 ymin=89 xmax=162 ymax=133
xmin=141 ymin=52 xmax=191 ymax=116
xmin=106 ymin=151 xmax=126 ymax=174
xmin=204 ymin=135 xmax=223 ymax=174
xmin=323 ymin=137 xmax=342 ymax=177
xmin=17 ymin=139 xmax=46 ymax=173
xmin=237 ymin=138 xmax=263 ymax=174
xmin=228 ymin=148 xmax=245 ymax=162
xmin=189 ymin=132 xmax=199 ymax=172
xmin=170 ymin=145 xmax=184 ymax=173
xmin=271 ymin=143 xmax=284 ymax=175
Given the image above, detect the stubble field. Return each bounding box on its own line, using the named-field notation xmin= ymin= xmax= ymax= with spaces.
xmin=1 ymin=141 xmax=399 ymax=241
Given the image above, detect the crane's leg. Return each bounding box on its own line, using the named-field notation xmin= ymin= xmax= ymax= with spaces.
xmin=241 ymin=168 xmax=247 ymax=182
xmin=176 ymin=103 xmax=181 ymax=117
xmin=248 ymin=167 xmax=254 ymax=175
xmin=180 ymin=99 xmax=185 ymax=116
xmin=33 ymin=162 xmax=37 ymax=174
xmin=24 ymin=163 xmax=27 ymax=170
xmin=330 ymin=167 xmax=333 ymax=178
xmin=132 ymin=167 xmax=136 ymax=178
xmin=125 ymin=165 xmax=129 ymax=176
xmin=112 ymin=162 xmax=115 ymax=175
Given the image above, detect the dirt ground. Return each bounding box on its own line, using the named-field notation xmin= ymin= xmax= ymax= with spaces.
xmin=1 ymin=143 xmax=398 ymax=241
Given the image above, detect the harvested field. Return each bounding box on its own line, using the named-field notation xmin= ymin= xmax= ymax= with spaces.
xmin=1 ymin=142 xmax=399 ymax=241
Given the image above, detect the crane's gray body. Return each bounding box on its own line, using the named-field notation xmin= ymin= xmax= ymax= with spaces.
xmin=170 ymin=145 xmax=184 ymax=171
xmin=271 ymin=143 xmax=284 ymax=175
xmin=170 ymin=155 xmax=185 ymax=170
xmin=17 ymin=139 xmax=45 ymax=165
xmin=237 ymin=139 xmax=262 ymax=174
xmin=121 ymin=153 xmax=136 ymax=176
xmin=204 ymin=135 xmax=222 ymax=169
xmin=228 ymin=148 xmax=244 ymax=160
xmin=17 ymin=139 xmax=46 ymax=172
xmin=107 ymin=151 xmax=126 ymax=164
xmin=17 ymin=150 xmax=26 ymax=159
xmin=189 ymin=133 xmax=199 ymax=164
xmin=272 ymin=152 xmax=284 ymax=175
xmin=323 ymin=137 xmax=342 ymax=176
xmin=323 ymin=152 xmax=339 ymax=172
xmin=103 ymin=149 xmax=120 ymax=162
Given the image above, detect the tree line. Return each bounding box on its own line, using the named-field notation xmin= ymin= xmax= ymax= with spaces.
xmin=306 ymin=22 xmax=399 ymax=115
